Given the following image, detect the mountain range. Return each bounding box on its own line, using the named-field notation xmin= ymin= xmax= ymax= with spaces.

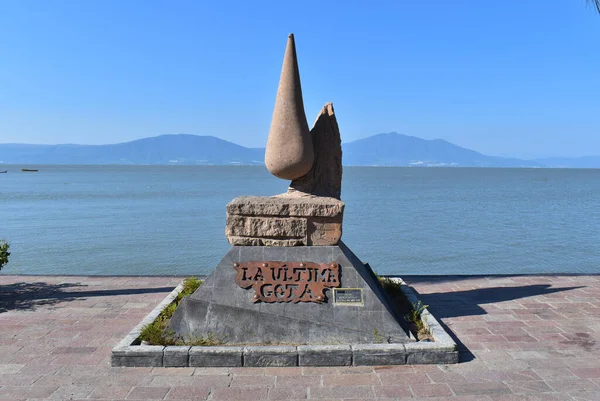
xmin=0 ymin=133 xmax=597 ymax=168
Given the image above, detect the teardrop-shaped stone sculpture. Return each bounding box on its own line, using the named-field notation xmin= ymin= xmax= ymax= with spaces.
xmin=265 ymin=34 xmax=314 ymax=180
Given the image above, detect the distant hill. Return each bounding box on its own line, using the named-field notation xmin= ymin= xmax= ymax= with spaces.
xmin=0 ymin=134 xmax=264 ymax=165
xmin=0 ymin=132 xmax=597 ymax=167
xmin=342 ymin=132 xmax=541 ymax=167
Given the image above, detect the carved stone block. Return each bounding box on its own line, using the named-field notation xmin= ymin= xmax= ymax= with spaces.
xmin=226 ymin=216 xmax=306 ymax=238
xmin=226 ymin=196 xmax=344 ymax=246
xmin=307 ymin=216 xmax=343 ymax=246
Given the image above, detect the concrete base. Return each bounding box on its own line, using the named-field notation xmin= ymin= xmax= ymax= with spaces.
xmin=110 ymin=277 xmax=458 ymax=367
xmin=166 ymin=242 xmax=412 ymax=345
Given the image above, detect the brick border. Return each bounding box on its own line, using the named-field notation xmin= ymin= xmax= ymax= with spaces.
xmin=111 ymin=277 xmax=458 ymax=367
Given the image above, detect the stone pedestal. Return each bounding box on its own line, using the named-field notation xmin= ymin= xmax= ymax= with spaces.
xmin=166 ymin=242 xmax=412 ymax=345
xmin=226 ymin=196 xmax=344 ymax=246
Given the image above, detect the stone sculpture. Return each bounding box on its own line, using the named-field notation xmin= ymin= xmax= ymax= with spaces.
xmin=288 ymin=102 xmax=342 ymax=199
xmin=226 ymin=34 xmax=344 ymax=247
xmin=265 ymin=34 xmax=314 ymax=180
xmin=167 ymin=34 xmax=412 ymax=347
xmin=266 ymin=35 xmax=342 ymax=199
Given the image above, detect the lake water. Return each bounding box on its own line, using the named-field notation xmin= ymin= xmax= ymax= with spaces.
xmin=1 ymin=165 xmax=599 ymax=276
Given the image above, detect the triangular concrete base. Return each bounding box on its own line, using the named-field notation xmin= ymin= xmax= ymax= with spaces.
xmin=167 ymin=241 xmax=413 ymax=345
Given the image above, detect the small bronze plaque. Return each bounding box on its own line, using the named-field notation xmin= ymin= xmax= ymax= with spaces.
xmin=333 ymin=288 xmax=363 ymax=305
xmin=233 ymin=261 xmax=340 ymax=303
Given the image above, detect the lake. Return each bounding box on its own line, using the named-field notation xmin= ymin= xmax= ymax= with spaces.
xmin=1 ymin=165 xmax=598 ymax=276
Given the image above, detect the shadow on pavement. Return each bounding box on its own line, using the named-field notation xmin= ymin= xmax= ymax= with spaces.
xmin=404 ymin=282 xmax=583 ymax=363
xmin=410 ymin=284 xmax=583 ymax=319
xmin=0 ymin=281 xmax=175 ymax=313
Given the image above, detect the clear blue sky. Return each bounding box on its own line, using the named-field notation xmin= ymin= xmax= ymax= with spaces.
xmin=1 ymin=0 xmax=599 ymax=158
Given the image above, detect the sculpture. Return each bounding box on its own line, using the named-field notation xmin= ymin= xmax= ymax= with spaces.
xmin=266 ymin=34 xmax=343 ymax=200
xmin=226 ymin=34 xmax=344 ymax=247
xmin=167 ymin=34 xmax=411 ymax=347
xmin=265 ymin=34 xmax=314 ymax=181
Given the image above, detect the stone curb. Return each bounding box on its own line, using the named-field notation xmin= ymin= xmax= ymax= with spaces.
xmin=111 ymin=278 xmax=458 ymax=367
xmin=244 ymin=345 xmax=298 ymax=367
xmin=190 ymin=346 xmax=243 ymax=367
xmin=394 ymin=277 xmax=459 ymax=364
xmin=298 ymin=345 xmax=352 ymax=366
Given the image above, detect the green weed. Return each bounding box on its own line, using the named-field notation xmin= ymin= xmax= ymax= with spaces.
xmin=377 ymin=275 xmax=432 ymax=341
xmin=139 ymin=277 xmax=212 ymax=346
xmin=373 ymin=328 xmax=385 ymax=343
xmin=404 ymin=300 xmax=429 ymax=337
xmin=377 ymin=276 xmax=402 ymax=293
xmin=0 ymin=239 xmax=10 ymax=270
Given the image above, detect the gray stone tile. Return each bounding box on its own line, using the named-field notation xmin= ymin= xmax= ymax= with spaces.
xmin=298 ymin=345 xmax=352 ymax=366
xmin=244 ymin=346 xmax=298 ymax=367
xmin=189 ymin=346 xmax=243 ymax=367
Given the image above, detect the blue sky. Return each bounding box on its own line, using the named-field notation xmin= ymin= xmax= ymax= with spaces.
xmin=0 ymin=0 xmax=599 ymax=158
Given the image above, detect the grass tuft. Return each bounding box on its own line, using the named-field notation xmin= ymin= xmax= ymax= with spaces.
xmin=378 ymin=276 xmax=402 ymax=293
xmin=139 ymin=277 xmax=214 ymax=346
xmin=377 ymin=275 xmax=432 ymax=341
xmin=404 ymin=300 xmax=429 ymax=338
xmin=0 ymin=239 xmax=10 ymax=270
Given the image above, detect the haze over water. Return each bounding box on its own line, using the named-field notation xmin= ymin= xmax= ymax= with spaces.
xmin=1 ymin=165 xmax=598 ymax=276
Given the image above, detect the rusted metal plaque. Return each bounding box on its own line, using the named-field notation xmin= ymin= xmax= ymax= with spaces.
xmin=233 ymin=261 xmax=340 ymax=303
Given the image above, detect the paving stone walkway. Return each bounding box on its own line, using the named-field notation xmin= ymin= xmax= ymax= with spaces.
xmin=1 ymin=274 xmax=599 ymax=400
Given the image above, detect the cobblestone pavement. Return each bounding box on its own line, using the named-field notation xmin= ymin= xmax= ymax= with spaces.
xmin=1 ymin=274 xmax=600 ymax=400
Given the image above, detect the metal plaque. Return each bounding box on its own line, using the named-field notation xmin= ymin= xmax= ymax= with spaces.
xmin=233 ymin=261 xmax=340 ymax=303
xmin=333 ymin=288 xmax=364 ymax=306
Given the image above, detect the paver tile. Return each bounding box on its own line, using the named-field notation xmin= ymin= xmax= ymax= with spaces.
xmin=126 ymin=386 xmax=170 ymax=399
xmin=276 ymin=375 xmax=321 ymax=387
xmin=572 ymin=368 xmax=600 ymax=378
xmin=231 ymin=374 xmax=276 ymax=387
xmin=193 ymin=367 xmax=231 ymax=376
xmin=505 ymin=380 xmax=554 ymax=394
xmin=88 ymin=385 xmax=133 ymax=399
xmin=372 ymin=385 xmax=411 ymax=398
xmin=265 ymin=367 xmax=303 ymax=376
xmin=0 ymin=374 xmax=40 ymax=386
xmin=212 ymin=387 xmax=268 ymax=400
xmin=149 ymin=375 xmax=231 ymax=387
xmin=409 ymin=383 xmax=453 ymax=397
xmin=0 ymin=385 xmax=58 ymax=399
xmin=165 ymin=386 xmax=211 ymax=400
xmin=48 ymin=384 xmax=95 ymax=399
xmin=545 ymin=378 xmax=600 ymax=392
xmin=569 ymin=390 xmax=600 ymax=401
xmin=308 ymin=385 xmax=374 ymax=399
xmin=378 ymin=372 xmax=431 ymax=385
xmin=450 ymin=381 xmax=512 ymax=396
xmin=268 ymin=386 xmax=307 ymax=400
xmin=322 ymin=373 xmax=379 ymax=386
xmin=0 ymin=364 xmax=24 ymax=374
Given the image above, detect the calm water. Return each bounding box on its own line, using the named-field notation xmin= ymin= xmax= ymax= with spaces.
xmin=1 ymin=165 xmax=599 ymax=276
